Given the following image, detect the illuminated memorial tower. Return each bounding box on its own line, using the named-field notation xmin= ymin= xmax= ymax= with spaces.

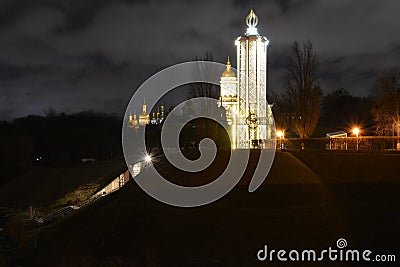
xmin=234 ymin=9 xmax=272 ymax=149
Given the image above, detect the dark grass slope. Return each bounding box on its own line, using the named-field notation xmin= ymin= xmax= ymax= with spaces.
xmin=291 ymin=151 xmax=400 ymax=183
xmin=26 ymin=151 xmax=400 ymax=266
xmin=0 ymin=159 xmax=126 ymax=209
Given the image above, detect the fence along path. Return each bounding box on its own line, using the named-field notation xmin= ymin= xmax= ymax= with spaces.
xmin=38 ymin=161 xmax=147 ymax=225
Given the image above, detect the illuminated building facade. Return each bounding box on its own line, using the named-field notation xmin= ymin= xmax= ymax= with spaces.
xmin=129 ymin=99 xmax=165 ymax=128
xmin=128 ymin=111 xmax=139 ymax=128
xmin=138 ymin=99 xmax=150 ymax=126
xmin=220 ymin=9 xmax=274 ymax=149
xmin=220 ymin=57 xmax=238 ymax=148
xmin=150 ymin=105 xmax=165 ymax=125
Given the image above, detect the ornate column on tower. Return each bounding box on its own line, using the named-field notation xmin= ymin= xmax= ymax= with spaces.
xmin=234 ymin=9 xmax=273 ymax=149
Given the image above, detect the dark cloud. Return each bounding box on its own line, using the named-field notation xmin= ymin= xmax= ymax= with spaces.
xmin=0 ymin=0 xmax=399 ymax=119
xmin=272 ymin=0 xmax=318 ymax=14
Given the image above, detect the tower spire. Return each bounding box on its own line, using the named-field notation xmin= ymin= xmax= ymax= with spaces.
xmin=221 ymin=56 xmax=235 ymax=77
xmin=142 ymin=98 xmax=147 ymax=114
xmin=245 ymin=9 xmax=259 ymax=36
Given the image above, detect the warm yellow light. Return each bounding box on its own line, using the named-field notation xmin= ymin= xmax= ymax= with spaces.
xmin=276 ymin=130 xmax=284 ymax=138
xmin=231 ymin=122 xmax=237 ymax=150
xmin=352 ymin=127 xmax=360 ymax=136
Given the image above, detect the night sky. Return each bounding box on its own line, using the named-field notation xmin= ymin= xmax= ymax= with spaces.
xmin=0 ymin=0 xmax=399 ymax=120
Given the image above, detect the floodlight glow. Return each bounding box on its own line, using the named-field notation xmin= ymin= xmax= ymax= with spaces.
xmin=144 ymin=155 xmax=152 ymax=163
xmin=352 ymin=127 xmax=360 ymax=150
xmin=276 ymin=130 xmax=284 ymax=138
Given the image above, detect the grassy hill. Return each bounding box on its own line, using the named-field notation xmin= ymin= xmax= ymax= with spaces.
xmin=13 ymin=151 xmax=400 ymax=266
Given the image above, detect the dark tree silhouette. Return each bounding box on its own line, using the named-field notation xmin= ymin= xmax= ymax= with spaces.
xmin=269 ymin=90 xmax=293 ymax=132
xmin=282 ymin=40 xmax=322 ymax=138
xmin=187 ymin=52 xmax=220 ymax=100
xmin=187 ymin=52 xmax=220 ymax=142
xmin=372 ymin=67 xmax=400 ymax=136
xmin=321 ymin=89 xmax=374 ymax=132
xmin=0 ymin=110 xmax=123 ymax=185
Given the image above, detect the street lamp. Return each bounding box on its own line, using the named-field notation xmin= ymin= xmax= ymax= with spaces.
xmin=352 ymin=127 xmax=360 ymax=150
xmin=144 ymin=154 xmax=152 ymax=163
xmin=276 ymin=130 xmax=284 ymax=149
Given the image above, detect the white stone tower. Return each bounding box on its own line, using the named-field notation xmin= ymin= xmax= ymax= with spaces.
xmin=234 ymin=9 xmax=272 ymax=149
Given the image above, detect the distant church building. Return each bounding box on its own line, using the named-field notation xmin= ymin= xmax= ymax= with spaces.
xmin=220 ymin=9 xmax=274 ymax=149
xmin=128 ymin=111 xmax=139 ymax=128
xmin=138 ymin=99 xmax=150 ymax=126
xmin=128 ymin=99 xmax=165 ymax=128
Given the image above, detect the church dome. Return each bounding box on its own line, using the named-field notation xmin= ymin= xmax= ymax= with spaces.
xmin=221 ymin=56 xmax=235 ymax=77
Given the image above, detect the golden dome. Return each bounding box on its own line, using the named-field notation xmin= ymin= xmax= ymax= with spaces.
xmin=221 ymin=56 xmax=235 ymax=77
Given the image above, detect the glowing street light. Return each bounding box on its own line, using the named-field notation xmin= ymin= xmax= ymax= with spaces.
xmin=276 ymin=130 xmax=285 ymax=150
xmin=144 ymin=154 xmax=152 ymax=163
xmin=352 ymin=127 xmax=360 ymax=150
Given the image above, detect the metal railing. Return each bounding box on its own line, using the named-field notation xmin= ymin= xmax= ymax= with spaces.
xmin=277 ymin=136 xmax=400 ymax=151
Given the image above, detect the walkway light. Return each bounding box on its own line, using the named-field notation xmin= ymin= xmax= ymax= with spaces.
xmin=352 ymin=127 xmax=360 ymax=150
xmin=144 ymin=154 xmax=152 ymax=163
xmin=276 ymin=130 xmax=285 ymax=149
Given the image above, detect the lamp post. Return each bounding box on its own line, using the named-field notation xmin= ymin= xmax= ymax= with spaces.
xmin=144 ymin=154 xmax=152 ymax=163
xmin=352 ymin=127 xmax=360 ymax=150
xmin=276 ymin=130 xmax=284 ymax=150
xmin=130 ymin=154 xmax=152 ymax=178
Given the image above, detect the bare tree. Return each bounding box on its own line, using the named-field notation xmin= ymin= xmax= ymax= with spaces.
xmin=282 ymin=40 xmax=322 ymax=138
xmin=269 ymin=90 xmax=294 ymax=131
xmin=44 ymin=106 xmax=58 ymax=117
xmin=187 ymin=52 xmax=220 ymax=100
xmin=187 ymin=52 xmax=220 ymax=143
xmin=372 ymin=67 xmax=400 ymax=136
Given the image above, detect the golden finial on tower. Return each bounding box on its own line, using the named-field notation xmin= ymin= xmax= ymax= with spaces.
xmin=246 ymin=9 xmax=258 ymax=28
